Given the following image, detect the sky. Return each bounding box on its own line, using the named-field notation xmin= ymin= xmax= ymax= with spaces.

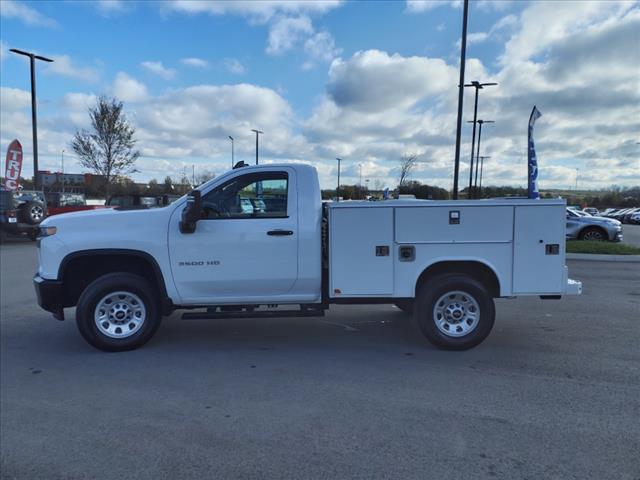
xmin=1 ymin=0 xmax=639 ymax=191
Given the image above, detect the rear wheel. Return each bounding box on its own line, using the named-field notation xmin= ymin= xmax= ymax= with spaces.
xmin=579 ymin=227 xmax=606 ymax=241
xmin=76 ymin=273 xmax=161 ymax=352
xmin=414 ymin=274 xmax=495 ymax=350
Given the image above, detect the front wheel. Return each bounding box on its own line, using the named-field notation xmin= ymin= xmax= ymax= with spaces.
xmin=76 ymin=273 xmax=162 ymax=351
xmin=414 ymin=274 xmax=495 ymax=350
xmin=579 ymin=227 xmax=606 ymax=241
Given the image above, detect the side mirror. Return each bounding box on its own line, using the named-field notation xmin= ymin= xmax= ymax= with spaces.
xmin=179 ymin=190 xmax=201 ymax=234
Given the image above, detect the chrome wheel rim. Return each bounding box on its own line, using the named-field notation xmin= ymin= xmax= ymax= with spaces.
xmin=433 ymin=290 xmax=480 ymax=337
xmin=582 ymin=230 xmax=603 ymax=241
xmin=31 ymin=205 xmax=44 ymax=221
xmin=94 ymin=291 xmax=146 ymax=339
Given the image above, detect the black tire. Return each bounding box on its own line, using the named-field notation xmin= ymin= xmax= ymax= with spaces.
xmin=394 ymin=299 xmax=414 ymax=314
xmin=579 ymin=226 xmax=607 ymax=241
xmin=414 ymin=274 xmax=495 ymax=350
xmin=76 ymin=272 xmax=162 ymax=352
xmin=19 ymin=201 xmax=46 ymax=225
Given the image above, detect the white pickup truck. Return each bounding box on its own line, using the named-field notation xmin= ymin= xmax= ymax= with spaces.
xmin=34 ymin=163 xmax=581 ymax=352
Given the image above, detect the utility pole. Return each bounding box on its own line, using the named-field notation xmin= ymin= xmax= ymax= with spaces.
xmin=452 ymin=0 xmax=469 ymax=200
xmin=359 ymin=163 xmax=363 ymax=199
xmin=251 ymin=129 xmax=263 ymax=165
xmin=575 ymin=168 xmax=579 ymax=191
xmin=464 ymin=81 xmax=497 ymax=196
xmin=228 ymin=136 xmax=234 ymax=168
xmin=10 ymin=48 xmax=54 ymax=191
xmin=468 ymin=119 xmax=494 ymax=198
xmin=192 ymin=164 xmax=195 ymax=186
xmin=336 ymin=158 xmax=342 ymax=202
xmin=477 ymin=155 xmax=490 ymax=198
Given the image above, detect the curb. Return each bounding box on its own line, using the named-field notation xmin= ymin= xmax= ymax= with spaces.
xmin=567 ymin=253 xmax=640 ymax=263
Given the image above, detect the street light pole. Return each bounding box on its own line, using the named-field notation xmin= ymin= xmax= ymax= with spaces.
xmin=575 ymin=168 xmax=579 ymax=191
xmin=61 ymin=149 xmax=65 ymax=193
xmin=477 ymin=155 xmax=490 ymax=198
xmin=10 ymin=48 xmax=54 ymax=191
xmin=452 ymin=0 xmax=469 ymax=200
xmin=464 ymin=81 xmax=497 ymax=197
xmin=251 ymin=129 xmax=263 ymax=165
xmin=336 ymin=158 xmax=342 ymax=201
xmin=468 ymin=119 xmax=494 ymax=198
xmin=228 ymin=136 xmax=234 ymax=168
xmin=359 ymin=163 xmax=363 ymax=199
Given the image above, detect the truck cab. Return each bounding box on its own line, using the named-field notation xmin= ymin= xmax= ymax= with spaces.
xmin=34 ymin=163 xmax=581 ymax=352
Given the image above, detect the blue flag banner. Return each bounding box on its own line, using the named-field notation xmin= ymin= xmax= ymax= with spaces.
xmin=528 ymin=106 xmax=542 ymax=199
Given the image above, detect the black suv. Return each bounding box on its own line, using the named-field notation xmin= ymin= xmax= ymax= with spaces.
xmin=0 ymin=189 xmax=47 ymax=241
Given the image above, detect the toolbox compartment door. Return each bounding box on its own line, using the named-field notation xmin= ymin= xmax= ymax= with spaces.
xmin=329 ymin=207 xmax=394 ymax=296
xmin=513 ymin=205 xmax=564 ymax=294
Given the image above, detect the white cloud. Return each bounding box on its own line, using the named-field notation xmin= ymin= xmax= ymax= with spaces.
xmin=0 ymin=0 xmax=58 ymax=27
xmin=112 ymin=72 xmax=148 ymax=102
xmin=163 ymin=0 xmax=342 ymax=22
xmin=95 ymin=0 xmax=128 ymax=15
xmin=266 ymin=15 xmax=313 ymax=55
xmin=303 ymin=31 xmax=342 ymax=69
xmin=141 ymin=61 xmax=176 ymax=80
xmin=0 ymin=86 xmax=31 ymax=111
xmin=181 ymin=57 xmax=209 ymax=68
xmin=326 ymin=50 xmax=456 ymax=112
xmin=224 ymin=58 xmax=247 ymax=75
xmin=0 ymin=40 xmax=8 ymax=62
xmin=405 ymin=1 xmax=459 ymax=14
xmin=165 ymin=1 xmax=342 ymax=69
xmin=501 ymin=1 xmax=633 ymax=65
xmin=46 ymin=55 xmax=100 ymax=83
xmin=461 ymin=14 xmax=517 ymax=47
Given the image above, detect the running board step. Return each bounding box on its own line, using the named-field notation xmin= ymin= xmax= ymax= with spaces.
xmin=182 ymin=309 xmax=325 ymax=320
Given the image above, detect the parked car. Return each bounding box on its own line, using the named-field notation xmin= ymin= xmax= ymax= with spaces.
xmin=621 ymin=208 xmax=639 ymax=224
xmin=565 ymin=207 xmax=622 ymax=241
xmin=14 ymin=190 xmax=47 ymax=225
xmin=610 ymin=208 xmax=633 ymax=221
xmin=583 ymin=207 xmax=599 ymax=216
xmin=629 ymin=212 xmax=640 ymax=225
xmin=44 ymin=192 xmax=109 ymax=217
xmin=0 ymin=189 xmax=40 ymax=241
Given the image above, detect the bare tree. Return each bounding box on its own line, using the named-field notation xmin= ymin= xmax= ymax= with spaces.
xmin=398 ymin=153 xmax=418 ymax=187
xmin=194 ymin=169 xmax=216 ymax=186
xmin=71 ymin=96 xmax=140 ymax=198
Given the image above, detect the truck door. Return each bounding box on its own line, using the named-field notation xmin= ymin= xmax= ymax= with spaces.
xmin=168 ymin=168 xmax=298 ymax=303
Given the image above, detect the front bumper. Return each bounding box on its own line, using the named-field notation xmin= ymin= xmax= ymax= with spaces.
xmin=33 ymin=275 xmax=64 ymax=320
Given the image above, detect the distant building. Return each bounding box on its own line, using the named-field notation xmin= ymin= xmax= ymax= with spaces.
xmin=37 ymin=171 xmax=107 ymax=192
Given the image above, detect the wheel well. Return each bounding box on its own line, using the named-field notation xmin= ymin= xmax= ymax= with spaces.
xmin=60 ymin=252 xmax=166 ymax=308
xmin=416 ymin=261 xmax=500 ymax=298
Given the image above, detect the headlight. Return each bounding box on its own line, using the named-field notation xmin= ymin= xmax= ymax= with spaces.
xmin=38 ymin=226 xmax=57 ymax=237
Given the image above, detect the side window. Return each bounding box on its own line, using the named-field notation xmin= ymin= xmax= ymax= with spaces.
xmin=201 ymin=172 xmax=288 ymax=219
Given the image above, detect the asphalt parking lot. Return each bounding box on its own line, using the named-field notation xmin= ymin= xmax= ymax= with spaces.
xmin=1 ymin=241 xmax=639 ymax=480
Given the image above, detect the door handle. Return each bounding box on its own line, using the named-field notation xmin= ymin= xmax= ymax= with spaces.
xmin=267 ymin=230 xmax=293 ymax=236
